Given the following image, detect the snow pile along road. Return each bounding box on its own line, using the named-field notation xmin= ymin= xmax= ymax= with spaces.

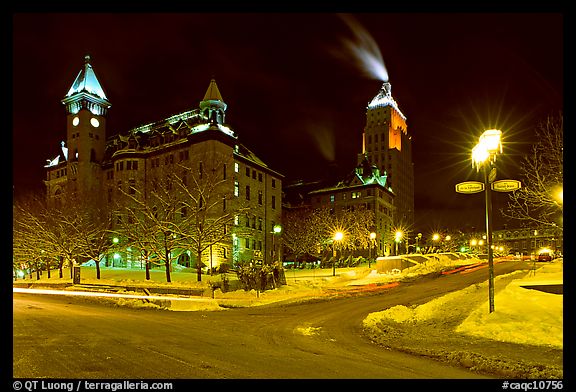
xmin=362 ymin=262 xmax=563 ymax=379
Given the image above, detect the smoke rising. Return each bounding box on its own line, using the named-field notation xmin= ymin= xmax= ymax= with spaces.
xmin=336 ymin=14 xmax=389 ymax=82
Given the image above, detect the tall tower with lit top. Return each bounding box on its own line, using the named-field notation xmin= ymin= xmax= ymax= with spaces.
xmin=61 ymin=55 xmax=111 ymax=199
xmin=360 ymin=81 xmax=414 ymax=227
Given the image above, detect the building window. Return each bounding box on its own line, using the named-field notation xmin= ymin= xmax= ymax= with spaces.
xmin=258 ymin=173 xmax=263 ymax=182
xmin=272 ymin=179 xmax=276 ymax=188
xmin=252 ymin=170 xmax=256 ymax=180
xmin=246 ymin=185 xmax=250 ymax=200
xmin=330 ymin=194 xmax=335 ymax=203
xmin=246 ymin=167 xmax=250 ymax=177
xmin=234 ymin=162 xmax=239 ymax=173
xmin=245 ymin=238 xmax=250 ymax=249
xmin=258 ymin=218 xmax=263 ymax=231
xmin=258 ymin=190 xmax=263 ymax=205
xmin=223 ymin=197 xmax=227 ymax=211
xmin=245 ymin=214 xmax=250 ymax=228
xmin=272 ymin=195 xmax=276 ymax=209
xmin=234 ymin=180 xmax=239 ymax=197
xmin=223 ymin=164 xmax=227 ymax=180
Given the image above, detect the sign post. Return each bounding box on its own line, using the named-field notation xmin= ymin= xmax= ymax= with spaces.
xmin=455 ymin=181 xmax=484 ymax=194
xmin=491 ymin=179 xmax=522 ymax=192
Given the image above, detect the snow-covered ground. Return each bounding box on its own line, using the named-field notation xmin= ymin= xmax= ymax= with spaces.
xmin=14 ymin=255 xmax=562 ymax=351
xmin=362 ymin=259 xmax=563 ymax=378
xmin=364 ymin=260 xmax=562 ymax=348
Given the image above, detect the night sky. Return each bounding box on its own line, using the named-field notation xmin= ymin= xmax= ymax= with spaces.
xmin=12 ymin=12 xmax=563 ymax=233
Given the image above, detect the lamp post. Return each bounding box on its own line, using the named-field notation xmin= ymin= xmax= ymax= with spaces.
xmin=333 ymin=231 xmax=344 ymax=276
xmin=472 ymin=129 xmax=502 ymax=313
xmin=394 ymin=231 xmax=403 ymax=256
xmin=271 ymin=224 xmax=282 ymax=264
xmin=415 ymin=233 xmax=422 ymax=253
xmin=369 ymin=232 xmax=376 ymax=267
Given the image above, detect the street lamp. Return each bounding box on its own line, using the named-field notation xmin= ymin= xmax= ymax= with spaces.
xmin=472 ymin=128 xmax=502 ymax=313
xmin=369 ymin=232 xmax=376 ymax=268
xmin=333 ymin=231 xmax=344 ymax=276
xmin=394 ymin=231 xmax=403 ymax=256
xmin=271 ymin=224 xmax=282 ymax=264
xmin=416 ymin=233 xmax=422 ymax=253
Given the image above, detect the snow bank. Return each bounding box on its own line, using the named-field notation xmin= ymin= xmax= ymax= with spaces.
xmin=456 ymin=260 xmax=563 ymax=348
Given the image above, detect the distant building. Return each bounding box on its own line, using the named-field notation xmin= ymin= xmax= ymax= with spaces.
xmin=308 ymin=155 xmax=396 ymax=255
xmin=470 ymin=226 xmax=563 ymax=256
xmin=44 ymin=55 xmax=283 ymax=268
xmin=283 ymin=81 xmax=414 ymax=256
xmin=361 ymin=82 xmax=414 ymax=227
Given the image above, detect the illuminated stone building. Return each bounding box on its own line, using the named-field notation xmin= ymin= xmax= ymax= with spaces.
xmin=308 ymin=155 xmax=396 ymax=256
xmin=44 ymin=56 xmax=283 ymax=268
xmin=287 ymin=81 xmax=414 ymax=256
xmin=361 ymin=82 xmax=414 ymax=227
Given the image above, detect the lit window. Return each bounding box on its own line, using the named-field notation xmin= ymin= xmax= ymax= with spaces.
xmin=90 ymin=118 xmax=100 ymax=128
xmin=234 ymin=180 xmax=239 ymax=197
xmin=234 ymin=162 xmax=239 ymax=173
xmin=72 ymin=117 xmax=79 ymax=126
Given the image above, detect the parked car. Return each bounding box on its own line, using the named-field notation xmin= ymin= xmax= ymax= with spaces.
xmin=537 ymin=252 xmax=553 ymax=262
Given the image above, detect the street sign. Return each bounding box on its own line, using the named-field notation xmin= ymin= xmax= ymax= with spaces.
xmin=455 ymin=181 xmax=485 ymax=194
xmin=489 ymin=167 xmax=497 ymax=183
xmin=491 ymin=179 xmax=521 ymax=192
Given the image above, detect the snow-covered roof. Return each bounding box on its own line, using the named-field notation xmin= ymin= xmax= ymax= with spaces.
xmin=203 ymin=78 xmax=223 ymax=101
xmin=65 ymin=55 xmax=108 ymax=101
xmin=367 ymin=82 xmax=406 ymax=120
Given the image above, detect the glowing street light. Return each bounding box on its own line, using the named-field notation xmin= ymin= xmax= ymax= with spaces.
xmin=554 ymin=187 xmax=563 ymax=205
xmin=394 ymin=230 xmax=403 ymax=255
xmin=472 ymin=129 xmax=502 ymax=313
xmin=271 ymin=224 xmax=282 ymax=264
xmin=333 ymin=231 xmax=344 ymax=276
xmin=369 ymin=232 xmax=376 ymax=268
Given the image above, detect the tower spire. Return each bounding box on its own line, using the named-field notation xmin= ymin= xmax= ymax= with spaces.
xmin=200 ymin=78 xmax=227 ymax=125
xmin=62 ymin=55 xmax=111 ymax=116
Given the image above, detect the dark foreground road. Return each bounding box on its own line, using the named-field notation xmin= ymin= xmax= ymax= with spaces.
xmin=13 ymin=260 xmax=527 ymax=378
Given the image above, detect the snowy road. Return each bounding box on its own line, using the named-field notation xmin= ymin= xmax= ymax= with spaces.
xmin=13 ymin=260 xmax=526 ymax=379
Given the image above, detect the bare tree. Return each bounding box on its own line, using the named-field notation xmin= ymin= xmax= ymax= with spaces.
xmin=174 ymin=153 xmax=249 ymax=282
xmin=73 ymin=200 xmax=115 ymax=280
xmin=115 ymin=171 xmax=185 ymax=283
xmin=284 ymin=206 xmax=376 ymax=265
xmin=282 ymin=207 xmax=323 ymax=264
xmin=13 ymin=192 xmax=84 ymax=279
xmin=502 ymin=113 xmax=563 ymax=229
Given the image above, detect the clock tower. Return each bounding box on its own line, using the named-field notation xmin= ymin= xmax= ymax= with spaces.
xmin=61 ymin=55 xmax=111 ymax=199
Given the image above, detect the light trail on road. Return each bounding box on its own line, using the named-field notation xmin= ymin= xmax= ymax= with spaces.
xmin=13 ymin=287 xmax=210 ymax=302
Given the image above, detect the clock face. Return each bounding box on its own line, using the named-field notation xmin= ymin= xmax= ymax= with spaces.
xmin=72 ymin=117 xmax=79 ymax=126
xmin=90 ymin=117 xmax=100 ymax=128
